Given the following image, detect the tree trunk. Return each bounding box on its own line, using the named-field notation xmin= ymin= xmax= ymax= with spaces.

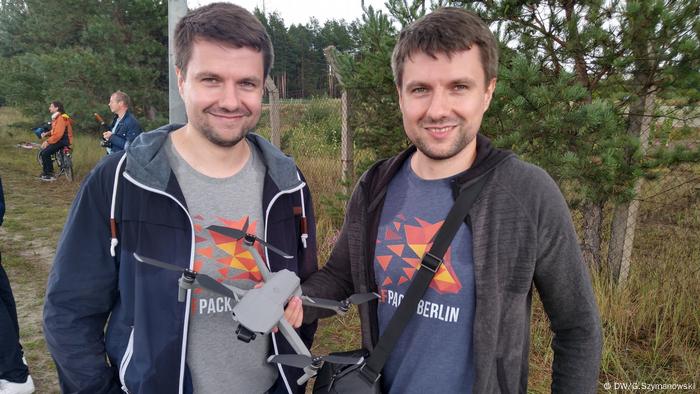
xmin=581 ymin=201 xmax=604 ymax=270
xmin=608 ymin=91 xmax=655 ymax=284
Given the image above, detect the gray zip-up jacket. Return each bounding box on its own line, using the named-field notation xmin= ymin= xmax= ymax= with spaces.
xmin=302 ymin=135 xmax=602 ymax=393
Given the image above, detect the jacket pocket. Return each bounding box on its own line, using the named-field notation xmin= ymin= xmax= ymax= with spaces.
xmin=497 ymin=358 xmax=510 ymax=394
xmin=119 ymin=326 xmax=135 ymax=393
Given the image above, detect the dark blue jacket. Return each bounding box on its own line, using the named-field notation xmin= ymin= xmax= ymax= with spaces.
xmin=0 ymin=176 xmax=4 ymax=226
xmin=108 ymin=110 xmax=143 ymax=152
xmin=43 ymin=126 xmax=318 ymax=394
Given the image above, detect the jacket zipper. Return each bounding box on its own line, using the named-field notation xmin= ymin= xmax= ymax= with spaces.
xmin=124 ymin=173 xmax=195 ymax=394
xmin=264 ymin=178 xmax=306 ymax=394
xmin=119 ymin=326 xmax=135 ymax=392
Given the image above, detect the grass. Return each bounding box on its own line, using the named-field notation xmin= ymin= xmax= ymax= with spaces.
xmin=1 ymin=104 xmax=699 ymax=393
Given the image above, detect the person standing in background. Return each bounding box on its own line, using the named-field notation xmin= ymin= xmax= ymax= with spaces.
xmin=102 ymin=90 xmax=143 ymax=153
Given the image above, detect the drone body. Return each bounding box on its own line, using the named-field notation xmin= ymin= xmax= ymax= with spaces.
xmin=232 ymin=269 xmax=300 ymax=334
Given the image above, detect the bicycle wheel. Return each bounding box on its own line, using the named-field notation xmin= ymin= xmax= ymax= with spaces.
xmin=57 ymin=150 xmax=73 ymax=181
xmin=63 ymin=154 xmax=74 ymax=181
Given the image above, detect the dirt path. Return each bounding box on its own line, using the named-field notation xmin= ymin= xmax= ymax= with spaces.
xmin=1 ymin=228 xmax=60 ymax=393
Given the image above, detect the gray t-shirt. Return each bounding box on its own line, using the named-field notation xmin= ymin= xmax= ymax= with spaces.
xmin=166 ymin=137 xmax=277 ymax=393
xmin=374 ymin=156 xmax=476 ymax=393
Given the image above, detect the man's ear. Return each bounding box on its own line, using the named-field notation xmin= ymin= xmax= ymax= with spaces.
xmin=176 ymin=67 xmax=185 ymax=97
xmin=396 ymin=84 xmax=404 ymax=111
xmin=483 ymin=78 xmax=497 ymax=110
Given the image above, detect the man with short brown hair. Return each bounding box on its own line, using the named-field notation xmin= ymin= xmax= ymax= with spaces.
xmin=103 ymin=90 xmax=143 ymax=153
xmin=302 ymin=7 xmax=602 ymax=393
xmin=44 ymin=3 xmax=316 ymax=393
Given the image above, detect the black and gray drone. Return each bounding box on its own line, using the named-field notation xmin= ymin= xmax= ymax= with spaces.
xmin=133 ymin=219 xmax=377 ymax=385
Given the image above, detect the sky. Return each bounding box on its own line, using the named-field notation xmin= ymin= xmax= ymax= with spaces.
xmin=188 ymin=0 xmax=390 ymax=26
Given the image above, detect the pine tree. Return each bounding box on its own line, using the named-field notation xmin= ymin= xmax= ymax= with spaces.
xmin=0 ymin=0 xmax=168 ymax=129
xmin=472 ymin=0 xmax=700 ymax=277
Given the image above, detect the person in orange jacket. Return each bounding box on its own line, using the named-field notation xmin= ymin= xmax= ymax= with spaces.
xmin=39 ymin=101 xmax=73 ymax=181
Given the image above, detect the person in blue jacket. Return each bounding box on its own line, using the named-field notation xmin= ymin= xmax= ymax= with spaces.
xmin=0 ymin=177 xmax=36 ymax=393
xmin=43 ymin=3 xmax=318 ymax=393
xmin=102 ymin=90 xmax=143 ymax=154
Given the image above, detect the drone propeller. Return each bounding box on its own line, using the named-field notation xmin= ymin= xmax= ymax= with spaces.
xmin=301 ymin=292 xmax=379 ymax=314
xmin=133 ymin=253 xmax=236 ymax=299
xmin=133 ymin=253 xmax=182 ymax=271
xmin=207 ymin=221 xmax=293 ymax=259
xmin=347 ymin=292 xmax=381 ymax=306
xmin=268 ymin=353 xmax=363 ymax=370
xmin=194 ymin=272 xmax=236 ymax=299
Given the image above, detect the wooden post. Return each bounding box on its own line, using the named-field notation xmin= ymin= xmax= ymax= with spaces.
xmin=324 ymin=46 xmax=353 ymax=195
xmin=168 ymin=0 xmax=187 ymax=124
xmin=265 ymin=76 xmax=281 ymax=148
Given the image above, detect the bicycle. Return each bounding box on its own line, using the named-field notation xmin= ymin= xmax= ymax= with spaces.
xmin=37 ymin=145 xmax=74 ymax=181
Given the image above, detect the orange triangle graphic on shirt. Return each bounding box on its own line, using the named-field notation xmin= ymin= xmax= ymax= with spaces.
xmin=408 ymin=244 xmax=427 ymax=260
xmin=435 ymin=266 xmax=457 ymax=283
xmin=382 ymin=277 xmax=393 ymax=286
xmin=376 ymin=255 xmax=392 ymax=271
xmin=384 ymin=228 xmax=402 ymax=241
xmin=234 ymin=271 xmax=262 ymax=283
xmin=402 ymin=267 xmax=416 ymax=280
xmin=197 ymin=247 xmax=213 ymax=258
xmin=393 ymin=221 xmax=401 ymax=231
xmin=195 ymin=235 xmax=207 ymax=243
xmin=398 ymin=276 xmax=409 ymax=285
xmin=403 ymin=257 xmax=421 ymax=269
xmin=387 ymin=244 xmax=404 ymax=257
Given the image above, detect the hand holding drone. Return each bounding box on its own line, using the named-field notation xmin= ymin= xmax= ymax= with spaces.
xmin=133 ymin=220 xmax=378 ymax=385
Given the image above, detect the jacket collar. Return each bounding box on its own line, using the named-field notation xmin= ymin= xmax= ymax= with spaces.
xmin=365 ymin=133 xmax=514 ymax=212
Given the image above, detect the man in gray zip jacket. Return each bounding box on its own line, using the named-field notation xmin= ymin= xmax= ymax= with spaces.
xmin=301 ymin=7 xmax=602 ymax=394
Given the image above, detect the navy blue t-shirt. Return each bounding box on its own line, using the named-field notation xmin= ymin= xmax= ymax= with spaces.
xmin=374 ymin=157 xmax=476 ymax=393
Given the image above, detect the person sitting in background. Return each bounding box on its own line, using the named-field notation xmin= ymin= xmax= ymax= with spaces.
xmin=102 ymin=90 xmax=143 ymax=153
xmin=0 ymin=176 xmax=36 ymax=394
xmin=38 ymin=101 xmax=73 ymax=181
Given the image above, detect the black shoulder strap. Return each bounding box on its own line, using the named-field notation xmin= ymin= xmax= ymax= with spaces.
xmin=360 ymin=171 xmax=491 ymax=383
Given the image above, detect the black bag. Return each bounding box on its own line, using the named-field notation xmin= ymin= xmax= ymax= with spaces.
xmin=312 ymin=173 xmax=491 ymax=394
xmin=312 ymin=349 xmax=380 ymax=394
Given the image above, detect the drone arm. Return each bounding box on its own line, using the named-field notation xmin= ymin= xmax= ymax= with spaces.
xmin=276 ymin=318 xmax=317 ymax=385
xmin=300 ymin=295 xmax=343 ymax=314
xmin=243 ymin=242 xmax=272 ymax=282
xmin=222 ymin=282 xmax=247 ymax=301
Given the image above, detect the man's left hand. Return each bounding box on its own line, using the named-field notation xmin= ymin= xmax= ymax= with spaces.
xmin=41 ymin=141 xmax=48 ymax=149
